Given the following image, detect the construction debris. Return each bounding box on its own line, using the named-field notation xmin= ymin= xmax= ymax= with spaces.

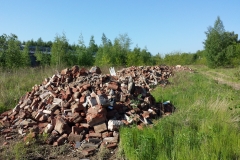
xmin=0 ymin=65 xmax=177 ymax=156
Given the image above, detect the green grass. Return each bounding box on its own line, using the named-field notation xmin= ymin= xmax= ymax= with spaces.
xmin=190 ymin=65 xmax=240 ymax=82
xmin=0 ymin=66 xmax=65 ymax=113
xmin=120 ymin=69 xmax=240 ymax=160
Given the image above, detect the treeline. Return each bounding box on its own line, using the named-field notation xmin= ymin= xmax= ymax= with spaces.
xmin=204 ymin=16 xmax=240 ymax=68
xmin=1 ymin=17 xmax=240 ymax=69
xmin=0 ymin=33 xmax=202 ymax=68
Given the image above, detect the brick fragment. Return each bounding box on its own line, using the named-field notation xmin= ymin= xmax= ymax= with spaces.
xmin=68 ymin=133 xmax=83 ymax=142
xmin=54 ymin=117 xmax=71 ymax=134
xmin=103 ymin=137 xmax=118 ymax=143
xmin=89 ymin=132 xmax=102 ymax=138
xmin=53 ymin=133 xmax=68 ymax=146
xmin=106 ymin=142 xmax=118 ymax=149
xmin=81 ymin=148 xmax=96 ymax=156
xmin=93 ymin=122 xmax=107 ymax=133
xmin=2 ymin=142 xmax=9 ymax=146
xmin=107 ymin=82 xmax=119 ymax=90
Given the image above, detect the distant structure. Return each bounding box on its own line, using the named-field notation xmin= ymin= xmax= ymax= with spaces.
xmin=20 ymin=45 xmax=51 ymax=67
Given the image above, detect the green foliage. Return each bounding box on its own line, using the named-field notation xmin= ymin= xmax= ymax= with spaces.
xmin=192 ymin=50 xmax=207 ymax=65
xmin=76 ymin=33 xmax=94 ymax=66
xmin=21 ymin=42 xmax=31 ymax=67
xmin=95 ymin=33 xmax=133 ymax=67
xmin=35 ymin=49 xmax=51 ymax=66
xmin=204 ymin=16 xmax=239 ymax=68
xmin=163 ymin=52 xmax=195 ymax=65
xmin=95 ymin=33 xmax=114 ymax=66
xmin=0 ymin=34 xmax=8 ymax=67
xmin=151 ymin=53 xmax=163 ymax=65
xmin=0 ymin=66 xmax=55 ymax=113
xmin=126 ymin=46 xmax=152 ymax=66
xmin=1 ymin=30 xmax=239 ymax=68
xmin=51 ymin=33 xmax=69 ymax=66
xmin=12 ymin=142 xmax=27 ymax=160
xmin=5 ymin=34 xmax=22 ymax=68
xmin=87 ymin=35 xmax=98 ymax=56
xmin=120 ymin=70 xmax=240 ymax=160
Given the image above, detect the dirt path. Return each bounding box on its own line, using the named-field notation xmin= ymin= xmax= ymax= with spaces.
xmin=198 ymin=70 xmax=240 ymax=90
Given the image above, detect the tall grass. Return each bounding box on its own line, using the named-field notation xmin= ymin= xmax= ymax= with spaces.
xmin=120 ymin=70 xmax=240 ymax=160
xmin=0 ymin=66 xmax=58 ymax=113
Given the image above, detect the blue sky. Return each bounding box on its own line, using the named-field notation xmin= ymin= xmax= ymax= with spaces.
xmin=1 ymin=0 xmax=240 ymax=55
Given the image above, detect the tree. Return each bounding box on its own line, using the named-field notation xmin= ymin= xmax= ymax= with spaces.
xmin=76 ymin=34 xmax=94 ymax=66
xmin=126 ymin=46 xmax=141 ymax=66
xmin=35 ymin=45 xmax=51 ymax=66
xmin=0 ymin=34 xmax=8 ymax=67
xmin=5 ymin=34 xmax=22 ymax=68
xmin=95 ymin=33 xmax=113 ymax=66
xmin=204 ymin=16 xmax=238 ymax=67
xmin=46 ymin=41 xmax=53 ymax=47
xmin=101 ymin=33 xmax=108 ymax=46
xmin=152 ymin=53 xmax=163 ymax=65
xmin=51 ymin=33 xmax=69 ymax=66
xmin=111 ymin=34 xmax=132 ymax=66
xmin=87 ymin=35 xmax=98 ymax=57
xmin=21 ymin=42 xmax=31 ymax=67
xmin=37 ymin=37 xmax=44 ymax=47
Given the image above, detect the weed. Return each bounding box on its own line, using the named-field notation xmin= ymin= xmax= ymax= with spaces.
xmin=13 ymin=142 xmax=27 ymax=160
xmin=97 ymin=146 xmax=111 ymax=160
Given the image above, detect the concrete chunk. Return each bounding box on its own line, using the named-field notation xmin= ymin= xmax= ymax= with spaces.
xmin=54 ymin=117 xmax=71 ymax=134
xmin=108 ymin=120 xmax=124 ymax=131
xmin=93 ymin=122 xmax=107 ymax=133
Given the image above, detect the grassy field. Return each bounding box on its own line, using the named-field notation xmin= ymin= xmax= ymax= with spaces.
xmin=120 ymin=68 xmax=240 ymax=160
xmin=1 ymin=65 xmax=240 ymax=160
xmin=0 ymin=66 xmax=58 ymax=113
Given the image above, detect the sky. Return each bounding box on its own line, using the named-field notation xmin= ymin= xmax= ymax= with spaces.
xmin=1 ymin=0 xmax=240 ymax=56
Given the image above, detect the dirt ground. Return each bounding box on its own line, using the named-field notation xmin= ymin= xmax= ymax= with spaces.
xmin=197 ymin=70 xmax=240 ymax=90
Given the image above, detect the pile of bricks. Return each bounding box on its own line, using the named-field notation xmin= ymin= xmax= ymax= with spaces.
xmin=0 ymin=65 xmax=175 ymax=156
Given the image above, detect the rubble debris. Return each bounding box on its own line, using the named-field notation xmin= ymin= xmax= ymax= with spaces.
xmin=174 ymin=65 xmax=194 ymax=72
xmin=0 ymin=65 xmax=177 ymax=156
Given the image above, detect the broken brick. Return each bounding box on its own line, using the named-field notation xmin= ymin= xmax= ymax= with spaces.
xmin=81 ymin=148 xmax=96 ymax=156
xmin=54 ymin=117 xmax=71 ymax=134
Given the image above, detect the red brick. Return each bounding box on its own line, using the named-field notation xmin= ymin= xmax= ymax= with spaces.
xmin=107 ymin=82 xmax=119 ymax=90
xmin=72 ymin=126 xmax=84 ymax=134
xmin=72 ymin=87 xmax=78 ymax=93
xmin=61 ymin=68 xmax=69 ymax=75
xmin=5 ymin=136 xmax=13 ymax=140
xmin=89 ymin=132 xmax=102 ymax=138
xmin=106 ymin=143 xmax=118 ymax=149
xmin=101 ymin=131 xmax=109 ymax=138
xmin=81 ymin=148 xmax=95 ymax=156
xmin=53 ymin=133 xmax=68 ymax=146
xmin=82 ymin=84 xmax=91 ymax=90
xmin=2 ymin=142 xmax=9 ymax=146
xmin=2 ymin=128 xmax=12 ymax=134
